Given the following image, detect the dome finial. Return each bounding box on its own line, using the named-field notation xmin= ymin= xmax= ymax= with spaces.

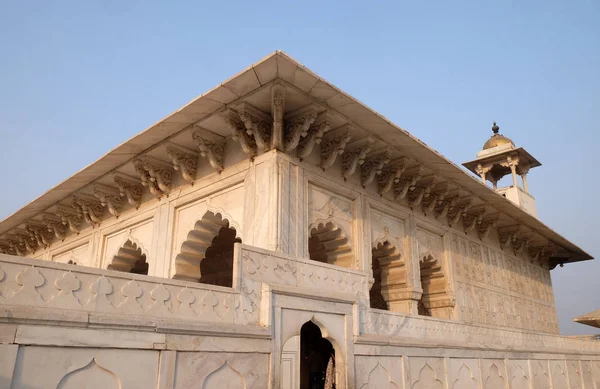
xmin=492 ymin=122 xmax=499 ymax=134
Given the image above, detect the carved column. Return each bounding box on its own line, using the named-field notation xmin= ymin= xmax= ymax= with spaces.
xmin=271 ymin=82 xmax=285 ymax=150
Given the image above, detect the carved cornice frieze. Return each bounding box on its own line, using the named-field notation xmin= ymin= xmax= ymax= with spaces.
xmin=284 ymin=105 xmax=318 ymax=152
xmin=462 ymin=204 xmax=486 ymax=234
xmin=238 ymin=102 xmax=272 ymax=151
xmin=319 ymin=127 xmax=351 ymax=170
xmin=55 ymin=204 xmax=83 ymax=234
xmin=42 ymin=214 xmax=67 ymax=240
xmin=378 ymin=157 xmax=409 ymax=195
xmin=393 ymin=165 xmax=423 ymax=200
xmin=361 ymin=152 xmax=390 ymax=187
xmin=298 ymin=117 xmax=331 ymax=160
xmin=341 ymin=138 xmax=374 ymax=180
xmin=192 ymin=128 xmax=225 ymax=173
xmin=224 ymin=109 xmax=257 ymax=157
xmin=166 ymin=144 xmax=198 ymax=183
xmin=92 ymin=184 xmax=123 ymax=217
xmin=476 ymin=213 xmax=500 ymax=240
xmin=407 ymin=174 xmax=436 ymax=207
xmin=132 ymin=157 xmax=173 ymax=199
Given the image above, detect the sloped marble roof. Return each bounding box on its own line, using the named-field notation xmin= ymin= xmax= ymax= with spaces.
xmin=0 ymin=51 xmax=592 ymax=264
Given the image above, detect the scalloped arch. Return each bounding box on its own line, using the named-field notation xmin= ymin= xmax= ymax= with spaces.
xmin=173 ymin=210 xmax=241 ymax=284
xmin=205 ymin=206 xmax=242 ymax=240
xmin=308 ymin=220 xmax=354 ymax=268
xmin=106 ymin=232 xmax=149 ymax=268
xmin=309 ymin=218 xmax=349 ymax=240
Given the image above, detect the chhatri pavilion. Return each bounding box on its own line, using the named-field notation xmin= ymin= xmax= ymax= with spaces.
xmin=0 ymin=51 xmax=598 ymax=389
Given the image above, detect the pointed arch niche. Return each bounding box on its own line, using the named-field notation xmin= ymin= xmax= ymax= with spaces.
xmin=174 ymin=211 xmax=241 ymax=287
xmin=107 ymin=240 xmax=148 ymax=275
xmin=369 ymin=240 xmax=406 ymax=311
xmin=308 ymin=222 xmax=354 ymax=268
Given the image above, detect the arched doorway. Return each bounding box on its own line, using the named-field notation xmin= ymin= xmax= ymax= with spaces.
xmin=300 ymin=321 xmax=335 ymax=389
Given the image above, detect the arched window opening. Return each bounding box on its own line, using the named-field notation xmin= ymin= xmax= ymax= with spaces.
xmin=419 ymin=254 xmax=445 ymax=317
xmin=200 ymin=224 xmax=241 ymax=287
xmin=174 ymin=211 xmax=240 ymax=287
xmin=108 ymin=240 xmax=148 ymax=275
xmin=308 ymin=222 xmax=353 ymax=268
xmin=300 ymin=321 xmax=335 ymax=389
xmin=369 ymin=241 xmax=405 ymax=311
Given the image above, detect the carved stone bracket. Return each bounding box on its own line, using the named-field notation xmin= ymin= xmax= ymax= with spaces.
xmin=434 ymin=192 xmax=458 ymax=219
xmin=93 ymin=184 xmax=123 ymax=217
xmin=42 ymin=214 xmax=67 ymax=240
xmin=378 ymin=157 xmax=409 ymax=195
xmin=341 ymin=138 xmax=374 ymax=180
xmin=297 ymin=116 xmax=331 ymax=160
xmin=528 ymin=243 xmax=554 ymax=265
xmin=166 ymin=144 xmax=198 ymax=183
xmin=55 ymin=204 xmax=83 ymax=234
xmin=26 ymin=221 xmax=54 ymax=249
xmin=497 ymin=225 xmax=519 ymax=249
xmin=238 ymin=102 xmax=272 ymax=151
xmin=113 ymin=174 xmax=143 ymax=209
xmin=192 ymin=128 xmax=225 ymax=173
xmin=394 ymin=165 xmax=423 ymax=200
xmin=0 ymin=237 xmax=25 ymax=256
xmin=224 ymin=109 xmax=257 ymax=157
xmin=14 ymin=229 xmax=38 ymax=253
xmin=447 ymin=196 xmax=472 ymax=227
xmin=476 ymin=213 xmax=499 ymax=240
xmin=422 ymin=180 xmax=449 ymax=216
xmin=284 ymin=104 xmax=318 ymax=152
xmin=361 ymin=152 xmax=390 ymax=187
xmin=132 ymin=156 xmax=173 ymax=199
xmin=72 ymin=195 xmax=105 ymax=227
xmin=512 ymin=231 xmax=531 ymax=255
xmin=319 ymin=127 xmax=351 ymax=170
xmin=407 ymin=174 xmax=436 ymax=207
xmin=462 ymin=204 xmax=486 ymax=234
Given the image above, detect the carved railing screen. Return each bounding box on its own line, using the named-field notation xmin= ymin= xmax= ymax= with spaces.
xmin=0 ymin=254 xmax=241 ymax=325
xmin=1 ymin=246 xmax=599 ymax=355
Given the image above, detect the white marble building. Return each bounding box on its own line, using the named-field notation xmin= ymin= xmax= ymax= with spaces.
xmin=0 ymin=51 xmax=598 ymax=388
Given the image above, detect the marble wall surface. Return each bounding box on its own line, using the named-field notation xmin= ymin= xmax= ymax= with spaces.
xmin=1 ymin=245 xmax=599 ymax=388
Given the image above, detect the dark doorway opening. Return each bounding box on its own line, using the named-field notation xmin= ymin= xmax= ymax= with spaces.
xmin=300 ymin=321 xmax=335 ymax=389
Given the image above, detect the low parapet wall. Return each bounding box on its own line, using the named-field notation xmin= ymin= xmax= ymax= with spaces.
xmin=0 ymin=247 xmax=599 ymax=388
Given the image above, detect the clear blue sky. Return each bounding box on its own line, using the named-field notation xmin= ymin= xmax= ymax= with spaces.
xmin=0 ymin=1 xmax=598 ymax=335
